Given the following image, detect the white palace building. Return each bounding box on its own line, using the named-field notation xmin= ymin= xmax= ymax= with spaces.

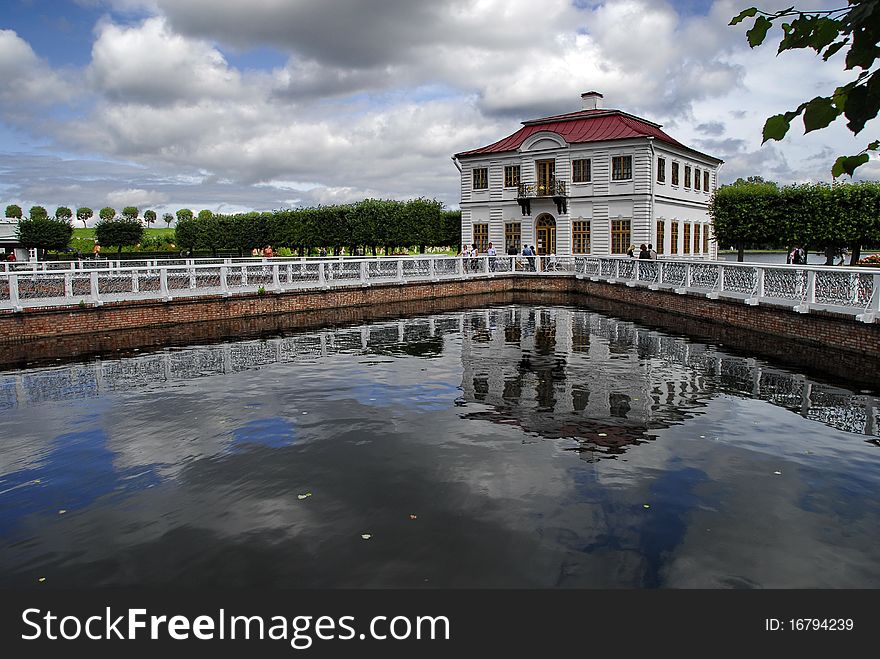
xmin=453 ymin=92 xmax=722 ymax=258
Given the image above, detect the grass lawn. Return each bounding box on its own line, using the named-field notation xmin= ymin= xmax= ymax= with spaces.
xmin=72 ymin=228 xmax=175 ymax=240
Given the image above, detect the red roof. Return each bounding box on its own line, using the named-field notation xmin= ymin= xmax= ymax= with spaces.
xmin=455 ymin=109 xmax=713 ymax=159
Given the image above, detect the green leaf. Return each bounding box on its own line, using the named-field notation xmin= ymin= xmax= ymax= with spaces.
xmin=803 ymin=97 xmax=841 ymax=133
xmin=747 ymin=16 xmax=773 ymax=48
xmin=822 ymin=40 xmax=848 ymax=61
xmin=867 ymin=140 xmax=880 ymax=151
xmin=811 ymin=18 xmax=842 ymax=53
xmin=763 ymin=114 xmax=792 ymax=142
xmin=832 ymin=154 xmax=870 ymax=178
xmin=844 ymin=85 xmax=879 ymax=134
xmin=730 ymin=7 xmax=758 ymax=26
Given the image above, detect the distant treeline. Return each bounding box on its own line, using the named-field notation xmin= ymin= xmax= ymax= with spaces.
xmin=710 ymin=181 xmax=880 ymax=264
xmin=172 ymin=199 xmax=460 ymax=256
xmin=8 ymin=199 xmax=463 ymax=256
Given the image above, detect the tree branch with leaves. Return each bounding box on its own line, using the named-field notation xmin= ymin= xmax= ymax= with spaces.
xmin=731 ymin=1 xmax=879 ymax=176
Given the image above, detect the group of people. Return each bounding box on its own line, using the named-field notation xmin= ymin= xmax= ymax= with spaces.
xmin=458 ymin=242 xmax=542 ymax=272
xmin=251 ymin=246 xmax=275 ymax=257
xmin=626 ymin=243 xmax=658 ymax=260
xmin=787 ymin=245 xmax=807 ymax=265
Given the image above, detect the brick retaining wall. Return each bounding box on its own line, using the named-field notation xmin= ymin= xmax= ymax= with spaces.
xmin=0 ymin=275 xmax=876 ymax=363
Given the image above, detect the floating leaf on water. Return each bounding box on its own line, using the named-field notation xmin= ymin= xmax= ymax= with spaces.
xmin=38 ymin=577 xmax=46 ymax=583
xmin=643 ymin=504 xmax=651 ymax=509
xmin=302 ymin=412 xmax=308 ymax=415
xmin=297 ymin=493 xmax=312 ymax=500
xmin=361 ymin=534 xmax=372 ymax=540
xmin=699 ymin=435 xmax=706 ymax=439
xmin=597 ymin=433 xmax=607 ymax=437
xmin=773 ymin=471 xmax=782 ymax=475
xmin=409 ymin=514 xmax=418 ymax=520
xmin=32 ymin=480 xmax=40 ymax=484
xmin=58 ymin=510 xmax=66 ymax=515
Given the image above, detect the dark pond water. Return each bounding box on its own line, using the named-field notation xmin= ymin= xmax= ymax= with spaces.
xmin=1 ymin=305 xmax=878 ymax=588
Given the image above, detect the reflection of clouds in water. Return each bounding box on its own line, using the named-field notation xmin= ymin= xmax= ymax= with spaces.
xmin=0 ymin=306 xmax=878 ymax=587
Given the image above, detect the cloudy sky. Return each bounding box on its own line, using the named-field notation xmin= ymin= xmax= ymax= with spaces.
xmin=0 ymin=0 xmax=877 ymax=220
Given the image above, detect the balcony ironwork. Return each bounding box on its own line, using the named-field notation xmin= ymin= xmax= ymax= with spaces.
xmin=517 ymin=179 xmax=568 ymax=216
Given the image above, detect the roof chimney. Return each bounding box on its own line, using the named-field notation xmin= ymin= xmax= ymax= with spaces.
xmin=581 ymin=91 xmax=603 ymax=110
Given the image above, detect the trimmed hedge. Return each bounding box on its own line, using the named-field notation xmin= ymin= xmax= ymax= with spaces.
xmin=710 ymin=181 xmax=880 ymax=263
xmin=175 ymin=198 xmax=459 ymax=256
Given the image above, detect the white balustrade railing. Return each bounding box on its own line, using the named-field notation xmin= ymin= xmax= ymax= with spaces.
xmin=0 ymin=255 xmax=877 ymax=322
xmin=573 ymin=257 xmax=879 ymax=322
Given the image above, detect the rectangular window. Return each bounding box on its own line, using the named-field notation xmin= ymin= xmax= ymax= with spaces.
xmin=504 ymin=222 xmax=521 ymax=253
xmin=572 ymin=158 xmax=591 ymax=183
xmin=612 ymin=155 xmax=632 ymax=181
xmin=670 ymin=221 xmax=679 ymax=254
xmin=694 ymin=167 xmax=701 ymax=191
xmin=703 ymin=170 xmax=710 ymax=192
xmin=684 ymin=165 xmax=692 ymax=188
xmin=473 ymin=223 xmax=489 ymax=251
xmin=657 ymin=157 xmax=666 ymax=183
xmin=671 ymin=162 xmax=679 ymax=186
xmin=611 ymin=219 xmax=631 ymax=254
xmin=504 ymin=165 xmax=520 ymax=188
xmin=656 ymin=220 xmax=665 ymax=254
xmin=572 ymin=220 xmax=591 ymax=254
xmin=703 ymin=224 xmax=710 ymax=253
xmin=683 ymin=223 xmax=691 ymax=254
xmin=693 ymin=224 xmax=701 ymax=253
xmin=473 ymin=168 xmax=488 ymax=190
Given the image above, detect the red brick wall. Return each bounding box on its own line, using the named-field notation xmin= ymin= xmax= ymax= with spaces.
xmin=565 ymin=278 xmax=879 ymax=357
xmin=0 ymin=275 xmax=876 ymax=358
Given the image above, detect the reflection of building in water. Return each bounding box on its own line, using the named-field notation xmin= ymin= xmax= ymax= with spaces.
xmin=0 ymin=309 xmax=876 ymax=443
xmin=458 ymin=307 xmax=879 ymax=451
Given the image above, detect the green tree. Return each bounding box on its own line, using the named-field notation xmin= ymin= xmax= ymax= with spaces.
xmin=709 ymin=181 xmax=783 ymax=261
xmin=95 ymin=217 xmax=145 ymax=254
xmin=174 ymin=216 xmax=198 ymax=253
xmin=122 ymin=206 xmax=139 ymax=222
xmin=17 ymin=216 xmax=74 ymax=257
xmin=5 ymin=204 xmax=22 ymax=219
xmin=197 ymin=209 xmax=213 ymax=222
xmin=176 ymin=208 xmax=193 ymax=223
xmin=143 ymin=209 xmax=157 ymax=228
xmin=162 ymin=212 xmax=174 ymax=228
xmin=99 ymin=207 xmax=116 ymax=222
xmin=731 ymin=2 xmax=880 ymax=176
xmin=54 ymin=206 xmax=73 ymax=222
xmin=29 ymin=206 xmax=48 ymax=221
xmin=76 ymin=207 xmax=93 ymax=228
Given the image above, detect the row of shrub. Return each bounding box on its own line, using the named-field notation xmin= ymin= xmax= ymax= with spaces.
xmin=174 ymin=199 xmax=460 ymax=256
xmin=710 ymin=181 xmax=880 ymax=264
xmin=10 ymin=199 xmax=463 ymax=256
xmin=4 ymin=204 xmax=184 ymax=227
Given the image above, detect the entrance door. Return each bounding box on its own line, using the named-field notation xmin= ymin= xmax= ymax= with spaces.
xmin=535 ymin=215 xmax=556 ymax=255
xmin=536 ymin=160 xmax=555 ymax=196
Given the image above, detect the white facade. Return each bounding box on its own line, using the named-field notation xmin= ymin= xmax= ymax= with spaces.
xmin=454 ymin=94 xmax=722 ymax=259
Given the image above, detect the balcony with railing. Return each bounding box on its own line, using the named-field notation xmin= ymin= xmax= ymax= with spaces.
xmin=517 ymin=179 xmax=568 ymax=216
